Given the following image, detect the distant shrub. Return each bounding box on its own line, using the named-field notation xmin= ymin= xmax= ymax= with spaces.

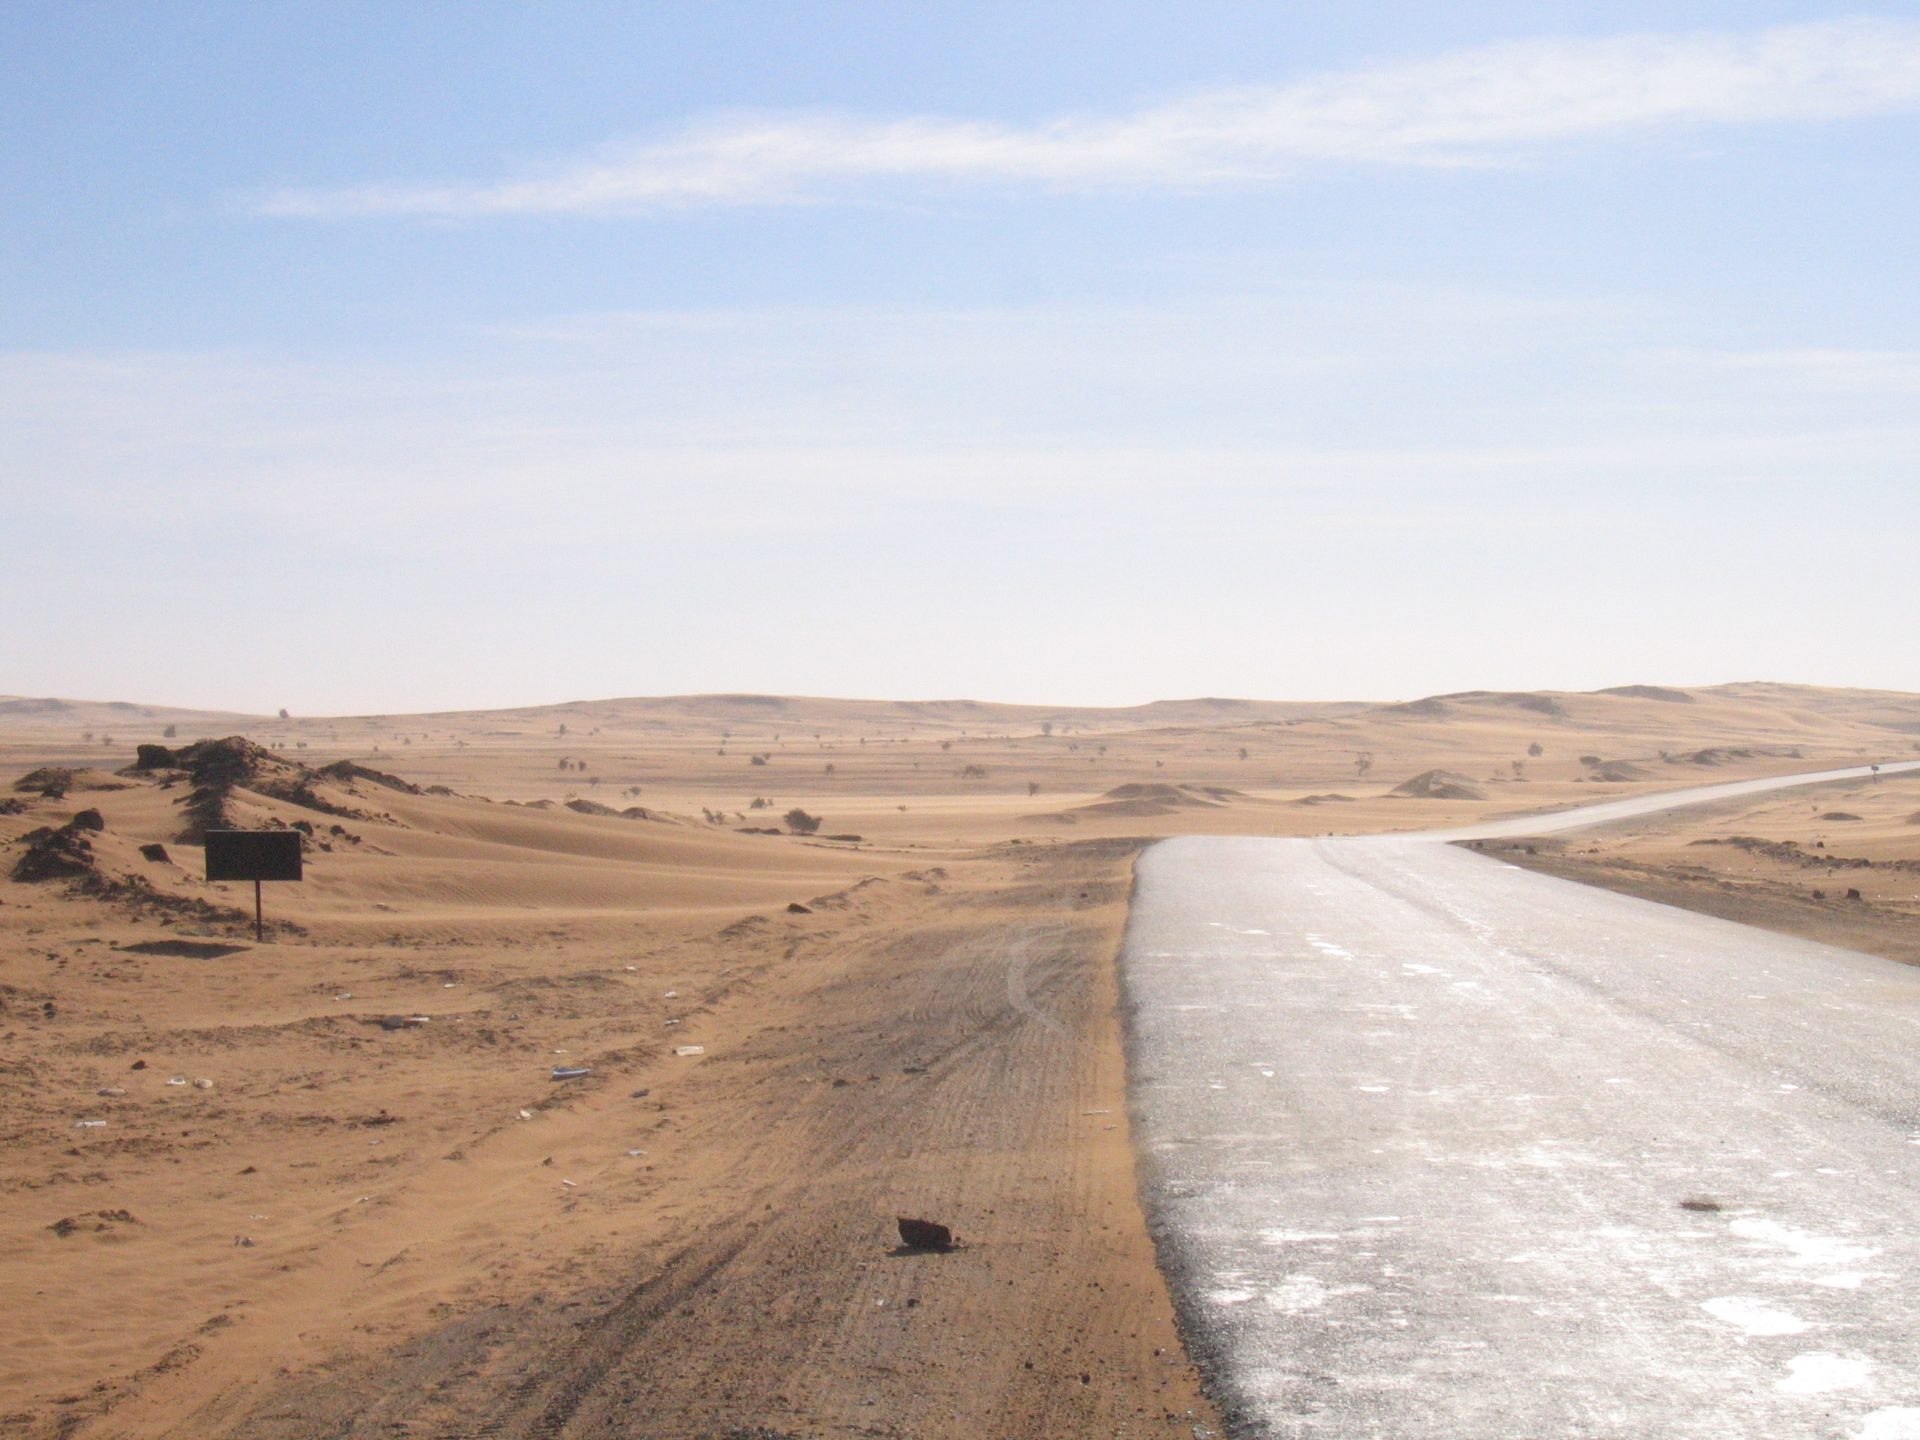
xmin=784 ymin=807 xmax=822 ymax=835
xmin=959 ymin=764 xmax=988 ymax=779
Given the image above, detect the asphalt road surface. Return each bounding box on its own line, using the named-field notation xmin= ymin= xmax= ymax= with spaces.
xmin=1123 ymin=763 xmax=1920 ymax=1439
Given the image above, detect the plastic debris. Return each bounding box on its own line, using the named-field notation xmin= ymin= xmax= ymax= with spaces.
xmin=663 ymin=990 xmax=678 ymax=999
xmin=517 ymin=1109 xmax=534 ymax=1121
xmin=192 ymin=1078 xmax=214 ymax=1090
xmin=625 ymin=1148 xmax=647 ymax=1157
xmin=167 ymin=1076 xmax=188 ymax=1086
xmin=673 ymin=1045 xmax=705 ymax=1057
xmin=97 ymin=1086 xmax=126 ymax=1097
xmin=560 ymin=1179 xmax=577 ymax=1188
xmin=551 ymin=1066 xmax=592 ymax=1081
xmin=74 ymin=1119 xmax=106 ymax=1129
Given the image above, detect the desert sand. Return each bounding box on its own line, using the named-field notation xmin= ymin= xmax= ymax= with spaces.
xmin=5 ymin=683 xmax=1919 ymax=1438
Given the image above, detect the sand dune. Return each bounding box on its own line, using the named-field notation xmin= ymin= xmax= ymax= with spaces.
xmin=4 ymin=682 xmax=1919 ymax=1437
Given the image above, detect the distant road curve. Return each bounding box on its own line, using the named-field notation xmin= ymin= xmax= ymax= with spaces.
xmin=1124 ymin=761 xmax=1920 ymax=1440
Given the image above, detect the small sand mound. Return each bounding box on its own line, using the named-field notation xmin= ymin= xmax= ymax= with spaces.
xmin=1819 ymin=812 xmax=1862 ymax=822
xmin=1597 ymin=684 xmax=1694 ymax=704
xmin=1390 ymin=770 xmax=1487 ymax=801
xmin=314 ymin=760 xmax=421 ymax=795
xmin=1433 ymin=690 xmax=1568 ymax=718
xmin=1378 ymin=697 xmax=1451 ymax=718
xmin=156 ymin=737 xmax=398 ymax=841
xmin=1070 ymin=783 xmax=1232 ymax=817
xmin=7 ymin=767 xmax=122 ymax=795
xmin=1590 ymin=761 xmax=1653 ymax=782
xmin=1670 ymin=745 xmax=1803 ymax=767
xmin=1295 ymin=793 xmax=1355 ymax=806
xmin=13 ymin=767 xmax=79 ymax=794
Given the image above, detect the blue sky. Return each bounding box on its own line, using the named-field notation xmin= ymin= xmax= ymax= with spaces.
xmin=4 ymin=2 xmax=1917 ymax=713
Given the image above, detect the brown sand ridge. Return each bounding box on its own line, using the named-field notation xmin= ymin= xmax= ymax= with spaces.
xmin=4 ymin=681 xmax=1920 ymax=1437
xmin=1389 ymin=769 xmax=1488 ymax=801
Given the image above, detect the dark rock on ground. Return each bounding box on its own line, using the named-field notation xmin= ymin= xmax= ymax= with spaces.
xmin=10 ymin=817 xmax=99 ymax=882
xmin=13 ymin=767 xmax=77 ymax=794
xmin=897 ymin=1216 xmax=956 ymax=1252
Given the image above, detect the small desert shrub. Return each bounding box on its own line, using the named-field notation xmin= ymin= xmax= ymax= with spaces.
xmin=784 ymin=808 xmax=822 ymax=835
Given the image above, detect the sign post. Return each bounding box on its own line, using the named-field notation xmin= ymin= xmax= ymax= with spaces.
xmin=204 ymin=830 xmax=304 ymax=942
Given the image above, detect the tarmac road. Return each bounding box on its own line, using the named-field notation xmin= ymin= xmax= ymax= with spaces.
xmin=1123 ymin=763 xmax=1920 ymax=1439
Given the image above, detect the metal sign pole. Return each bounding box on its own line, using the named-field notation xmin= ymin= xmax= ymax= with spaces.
xmin=204 ymin=831 xmax=302 ymax=945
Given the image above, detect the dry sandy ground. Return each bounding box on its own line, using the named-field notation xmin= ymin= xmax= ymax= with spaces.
xmin=1481 ymin=765 xmax=1920 ymax=970
xmin=4 ymin=682 xmax=1918 ymax=1438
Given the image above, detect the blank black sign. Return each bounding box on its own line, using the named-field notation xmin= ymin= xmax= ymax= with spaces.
xmin=204 ymin=830 xmax=304 ymax=883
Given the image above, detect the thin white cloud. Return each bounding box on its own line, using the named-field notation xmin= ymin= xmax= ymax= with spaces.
xmin=255 ymin=17 xmax=1920 ymax=218
xmin=1693 ymin=347 xmax=1920 ymax=391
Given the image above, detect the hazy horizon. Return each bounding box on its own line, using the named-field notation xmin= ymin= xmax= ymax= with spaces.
xmin=7 ymin=675 xmax=1914 ymax=724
